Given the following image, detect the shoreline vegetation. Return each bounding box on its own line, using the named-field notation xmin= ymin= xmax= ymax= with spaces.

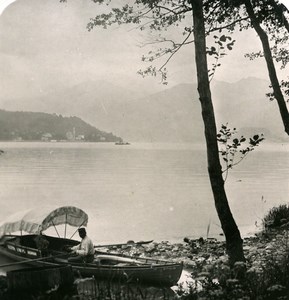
xmin=0 ymin=205 xmax=288 ymax=299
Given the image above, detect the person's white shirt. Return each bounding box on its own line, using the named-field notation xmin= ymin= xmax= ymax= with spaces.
xmin=72 ymin=236 xmax=94 ymax=256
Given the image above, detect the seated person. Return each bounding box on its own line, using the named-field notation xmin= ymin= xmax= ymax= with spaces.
xmin=68 ymin=228 xmax=94 ymax=263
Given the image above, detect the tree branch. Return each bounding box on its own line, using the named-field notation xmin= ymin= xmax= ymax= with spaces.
xmin=158 ymin=31 xmax=193 ymax=71
xmin=208 ymin=17 xmax=250 ymax=33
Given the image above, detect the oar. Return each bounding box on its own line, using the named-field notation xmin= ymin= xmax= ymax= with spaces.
xmin=0 ymin=253 xmax=66 ymax=269
xmin=94 ymin=239 xmax=153 ymax=248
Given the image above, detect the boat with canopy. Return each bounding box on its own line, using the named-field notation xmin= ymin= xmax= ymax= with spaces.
xmin=0 ymin=206 xmax=183 ymax=286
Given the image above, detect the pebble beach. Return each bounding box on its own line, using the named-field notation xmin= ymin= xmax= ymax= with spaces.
xmin=98 ymin=227 xmax=289 ymax=281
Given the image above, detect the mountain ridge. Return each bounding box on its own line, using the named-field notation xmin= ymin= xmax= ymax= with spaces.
xmin=0 ymin=109 xmax=122 ymax=142
xmin=0 ymin=77 xmax=287 ymax=142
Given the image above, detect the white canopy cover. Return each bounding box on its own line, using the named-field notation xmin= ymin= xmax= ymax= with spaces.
xmin=0 ymin=206 xmax=88 ymax=236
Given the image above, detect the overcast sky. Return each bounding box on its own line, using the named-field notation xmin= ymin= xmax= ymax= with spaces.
xmin=0 ymin=0 xmax=288 ymax=102
xmin=0 ymin=1 xmax=276 ymax=99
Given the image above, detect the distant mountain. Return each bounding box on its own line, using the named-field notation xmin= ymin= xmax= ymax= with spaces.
xmin=0 ymin=80 xmax=147 ymax=139
xmin=0 ymin=77 xmax=287 ymax=142
xmin=0 ymin=110 xmax=122 ymax=142
xmin=121 ymin=83 xmax=204 ymax=143
xmin=211 ymin=77 xmax=288 ymax=141
xmin=0 ymin=81 xmax=203 ymax=142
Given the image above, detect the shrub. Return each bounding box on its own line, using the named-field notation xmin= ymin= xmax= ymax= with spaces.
xmin=176 ymin=233 xmax=289 ymax=300
xmin=262 ymin=204 xmax=289 ymax=229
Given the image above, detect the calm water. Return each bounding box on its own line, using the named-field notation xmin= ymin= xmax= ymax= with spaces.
xmin=0 ymin=141 xmax=288 ymax=245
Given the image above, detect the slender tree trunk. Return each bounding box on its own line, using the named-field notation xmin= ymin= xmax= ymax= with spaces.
xmin=244 ymin=0 xmax=289 ymax=135
xmin=189 ymin=0 xmax=245 ymax=265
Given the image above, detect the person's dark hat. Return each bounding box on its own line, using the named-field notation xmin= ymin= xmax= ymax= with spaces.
xmin=78 ymin=228 xmax=86 ymax=234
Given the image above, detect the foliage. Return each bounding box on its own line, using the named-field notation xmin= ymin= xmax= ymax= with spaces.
xmin=203 ymin=0 xmax=289 ymax=135
xmin=176 ymin=260 xmax=249 ymax=299
xmin=176 ymin=231 xmax=289 ymax=299
xmin=61 ymin=0 xmax=289 ymax=114
xmin=82 ymin=0 xmax=242 ymax=84
xmin=242 ymin=1 xmax=289 ymax=66
xmin=262 ymin=204 xmax=289 ymax=229
xmin=266 ymin=79 xmax=289 ymax=102
xmin=267 ymin=27 xmax=289 ymax=70
xmin=217 ymin=124 xmax=265 ymax=181
xmin=86 ymin=1 xmax=193 ymax=84
xmin=207 ymin=35 xmax=236 ymax=82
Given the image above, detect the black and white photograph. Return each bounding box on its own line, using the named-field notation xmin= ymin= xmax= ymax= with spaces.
xmin=0 ymin=0 xmax=288 ymax=299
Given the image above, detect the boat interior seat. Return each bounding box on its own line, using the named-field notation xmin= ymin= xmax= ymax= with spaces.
xmin=94 ymin=255 xmax=143 ymax=266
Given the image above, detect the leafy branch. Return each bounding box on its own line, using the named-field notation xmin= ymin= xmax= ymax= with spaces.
xmin=138 ymin=30 xmax=193 ymax=84
xmin=81 ymin=0 xmax=245 ymax=84
xmin=217 ymin=124 xmax=265 ymax=181
xmin=245 ymin=27 xmax=289 ymax=69
xmin=207 ymin=34 xmax=235 ymax=81
xmin=266 ymin=79 xmax=289 ymax=102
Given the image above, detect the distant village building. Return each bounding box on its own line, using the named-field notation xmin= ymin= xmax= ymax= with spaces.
xmin=67 ymin=128 xmax=85 ymax=141
xmin=75 ymin=135 xmax=85 ymax=141
xmin=41 ymin=133 xmax=52 ymax=142
xmin=14 ymin=137 xmax=23 ymax=142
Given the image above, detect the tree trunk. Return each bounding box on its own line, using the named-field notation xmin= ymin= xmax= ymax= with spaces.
xmin=244 ymin=0 xmax=289 ymax=136
xmin=190 ymin=0 xmax=245 ymax=265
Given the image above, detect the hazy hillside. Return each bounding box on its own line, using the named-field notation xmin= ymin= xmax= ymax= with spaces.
xmin=211 ymin=77 xmax=287 ymax=141
xmin=0 ymin=77 xmax=287 ymax=142
xmin=0 ymin=81 xmax=150 ymax=140
xmin=115 ymin=83 xmax=205 ymax=143
xmin=0 ymin=81 xmax=203 ymax=142
xmin=0 ymin=110 xmax=122 ymax=142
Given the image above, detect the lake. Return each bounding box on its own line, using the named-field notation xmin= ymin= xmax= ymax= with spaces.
xmin=0 ymin=141 xmax=288 ymax=245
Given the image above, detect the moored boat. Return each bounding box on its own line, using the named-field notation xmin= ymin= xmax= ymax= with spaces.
xmin=115 ymin=141 xmax=130 ymax=145
xmin=0 ymin=206 xmax=183 ymax=286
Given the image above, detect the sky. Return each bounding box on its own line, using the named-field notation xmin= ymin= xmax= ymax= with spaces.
xmin=0 ymin=0 xmax=288 ymax=136
xmin=1 ymin=0 xmax=287 ymax=100
xmin=0 ymin=0 xmax=197 ymax=100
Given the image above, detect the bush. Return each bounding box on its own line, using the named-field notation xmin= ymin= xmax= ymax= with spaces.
xmin=176 ymin=230 xmax=289 ymax=299
xmin=262 ymin=204 xmax=289 ymax=229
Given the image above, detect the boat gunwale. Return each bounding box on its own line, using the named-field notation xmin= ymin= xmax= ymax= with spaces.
xmin=0 ymin=234 xmax=183 ymax=267
xmin=0 ymin=235 xmax=183 ymax=286
xmin=94 ymin=250 xmax=184 ymax=266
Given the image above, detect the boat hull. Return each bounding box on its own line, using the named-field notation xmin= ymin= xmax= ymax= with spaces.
xmin=0 ymin=235 xmax=183 ymax=287
xmin=68 ymin=261 xmax=182 ymax=286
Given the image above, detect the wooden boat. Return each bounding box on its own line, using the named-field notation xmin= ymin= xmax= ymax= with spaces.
xmin=115 ymin=141 xmax=130 ymax=145
xmin=7 ymin=265 xmax=74 ymax=291
xmin=0 ymin=206 xmax=183 ymax=287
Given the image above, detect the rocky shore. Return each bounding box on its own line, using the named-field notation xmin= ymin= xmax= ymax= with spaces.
xmin=98 ymin=227 xmax=289 ymax=278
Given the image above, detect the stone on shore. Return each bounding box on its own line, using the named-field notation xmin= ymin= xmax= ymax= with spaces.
xmin=99 ymin=228 xmax=289 ymax=280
